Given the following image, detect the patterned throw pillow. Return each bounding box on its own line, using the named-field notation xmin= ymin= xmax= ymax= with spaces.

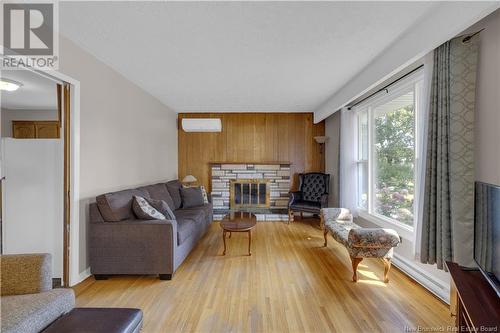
xmin=200 ymin=186 xmax=209 ymax=204
xmin=132 ymin=196 xmax=166 ymax=220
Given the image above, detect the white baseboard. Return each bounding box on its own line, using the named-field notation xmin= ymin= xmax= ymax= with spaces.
xmin=392 ymin=253 xmax=450 ymax=304
xmin=70 ymin=267 xmax=91 ymax=287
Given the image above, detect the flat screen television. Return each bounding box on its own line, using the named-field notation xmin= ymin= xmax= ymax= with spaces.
xmin=474 ymin=181 xmax=500 ymax=297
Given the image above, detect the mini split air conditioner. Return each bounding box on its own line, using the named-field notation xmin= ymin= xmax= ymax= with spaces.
xmin=181 ymin=118 xmax=222 ymax=132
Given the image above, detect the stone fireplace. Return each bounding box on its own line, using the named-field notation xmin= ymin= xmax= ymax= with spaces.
xmin=210 ymin=162 xmax=291 ymax=221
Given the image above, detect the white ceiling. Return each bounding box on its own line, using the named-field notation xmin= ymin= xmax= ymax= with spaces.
xmin=59 ymin=1 xmax=439 ymax=113
xmin=1 ymin=69 xmax=58 ymax=110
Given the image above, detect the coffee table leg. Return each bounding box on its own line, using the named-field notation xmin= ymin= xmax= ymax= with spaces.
xmin=248 ymin=230 xmax=252 ymax=256
xmin=229 ymin=232 xmax=232 ymax=239
xmin=223 ymin=230 xmax=227 ymax=255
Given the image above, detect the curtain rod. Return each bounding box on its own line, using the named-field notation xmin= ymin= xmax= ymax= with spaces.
xmin=347 ymin=64 xmax=424 ymax=110
xmin=346 ymin=28 xmax=484 ymax=111
xmin=461 ymin=28 xmax=484 ymax=44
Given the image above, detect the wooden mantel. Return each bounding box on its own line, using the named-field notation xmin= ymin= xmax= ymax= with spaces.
xmin=209 ymin=161 xmax=291 ymax=165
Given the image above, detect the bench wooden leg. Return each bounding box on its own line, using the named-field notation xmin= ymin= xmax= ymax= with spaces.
xmin=383 ymin=258 xmax=391 ymax=283
xmin=323 ymin=228 xmax=328 ymax=247
xmin=350 ymin=257 xmax=363 ymax=282
xmin=320 ymin=213 xmax=325 ymax=230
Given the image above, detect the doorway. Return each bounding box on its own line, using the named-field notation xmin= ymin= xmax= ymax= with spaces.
xmin=1 ymin=69 xmax=73 ymax=286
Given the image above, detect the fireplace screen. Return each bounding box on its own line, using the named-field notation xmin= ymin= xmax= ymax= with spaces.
xmin=230 ymin=179 xmax=270 ymax=209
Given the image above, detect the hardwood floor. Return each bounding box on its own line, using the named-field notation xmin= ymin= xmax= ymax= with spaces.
xmin=75 ymin=219 xmax=451 ymax=332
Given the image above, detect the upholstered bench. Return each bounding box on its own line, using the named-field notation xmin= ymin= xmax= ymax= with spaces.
xmin=321 ymin=208 xmax=401 ymax=283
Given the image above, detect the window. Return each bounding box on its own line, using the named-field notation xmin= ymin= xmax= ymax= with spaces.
xmin=356 ymin=71 xmax=424 ymax=228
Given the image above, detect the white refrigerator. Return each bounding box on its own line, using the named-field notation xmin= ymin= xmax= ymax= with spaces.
xmin=1 ymin=138 xmax=63 ymax=279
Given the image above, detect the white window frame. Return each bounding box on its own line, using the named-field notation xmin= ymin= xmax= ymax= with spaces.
xmin=354 ymin=69 xmax=424 ymax=238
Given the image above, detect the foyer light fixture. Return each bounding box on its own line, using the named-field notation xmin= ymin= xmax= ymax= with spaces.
xmin=0 ymin=78 xmax=23 ymax=91
xmin=181 ymin=118 xmax=222 ymax=132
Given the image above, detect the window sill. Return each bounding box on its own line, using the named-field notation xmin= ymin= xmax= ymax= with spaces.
xmin=356 ymin=210 xmax=414 ymax=241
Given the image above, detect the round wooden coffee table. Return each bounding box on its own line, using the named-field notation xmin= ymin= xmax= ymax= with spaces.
xmin=220 ymin=212 xmax=256 ymax=256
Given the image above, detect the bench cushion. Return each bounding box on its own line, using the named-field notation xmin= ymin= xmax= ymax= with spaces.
xmin=1 ymin=289 xmax=75 ymax=333
xmin=322 ymin=208 xmax=401 ymax=259
xmin=324 ymin=219 xmax=360 ymax=247
xmin=42 ymin=308 xmax=143 ymax=333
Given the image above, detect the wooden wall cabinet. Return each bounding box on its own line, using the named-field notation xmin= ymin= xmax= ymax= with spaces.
xmin=12 ymin=121 xmax=60 ymax=139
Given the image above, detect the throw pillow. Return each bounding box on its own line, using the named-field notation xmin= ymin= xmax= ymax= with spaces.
xmin=200 ymin=185 xmax=209 ymax=204
xmin=147 ymin=197 xmax=176 ymax=220
xmin=180 ymin=187 xmax=204 ymax=208
xmin=132 ymin=196 xmax=166 ymax=220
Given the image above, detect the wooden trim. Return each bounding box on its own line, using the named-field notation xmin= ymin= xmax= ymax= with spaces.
xmin=63 ymin=84 xmax=71 ymax=287
xmin=209 ymin=161 xmax=292 ymax=165
xmin=57 ymin=84 xmax=62 ymax=126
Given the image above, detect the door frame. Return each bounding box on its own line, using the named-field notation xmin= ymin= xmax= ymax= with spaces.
xmin=1 ymin=59 xmax=82 ymax=286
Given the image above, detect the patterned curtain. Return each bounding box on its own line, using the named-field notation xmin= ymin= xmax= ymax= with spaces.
xmin=420 ymin=35 xmax=479 ymax=269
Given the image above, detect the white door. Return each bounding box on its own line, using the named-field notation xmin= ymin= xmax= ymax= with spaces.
xmin=2 ymin=138 xmax=63 ymax=278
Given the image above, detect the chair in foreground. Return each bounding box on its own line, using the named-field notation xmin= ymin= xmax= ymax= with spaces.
xmin=321 ymin=208 xmax=401 ymax=283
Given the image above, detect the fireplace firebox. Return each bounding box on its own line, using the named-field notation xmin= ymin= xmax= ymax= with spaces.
xmin=230 ymin=179 xmax=270 ymax=209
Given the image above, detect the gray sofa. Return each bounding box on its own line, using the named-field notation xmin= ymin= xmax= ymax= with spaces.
xmin=0 ymin=254 xmax=75 ymax=333
xmin=89 ymin=179 xmax=213 ymax=280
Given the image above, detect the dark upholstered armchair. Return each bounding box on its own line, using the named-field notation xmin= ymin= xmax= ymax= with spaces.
xmin=288 ymin=173 xmax=330 ymax=224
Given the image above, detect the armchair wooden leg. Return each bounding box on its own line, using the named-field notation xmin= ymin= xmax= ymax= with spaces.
xmin=288 ymin=208 xmax=293 ymax=224
xmin=383 ymin=258 xmax=392 ymax=283
xmin=323 ymin=228 xmax=328 ymax=247
xmin=350 ymin=257 xmax=363 ymax=282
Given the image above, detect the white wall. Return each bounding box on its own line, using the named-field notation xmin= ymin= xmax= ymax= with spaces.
xmin=467 ymin=10 xmax=500 ymax=185
xmin=58 ymin=36 xmax=178 ymax=283
xmin=325 ymin=112 xmax=340 ymax=207
xmin=1 ymin=108 xmax=58 ymax=137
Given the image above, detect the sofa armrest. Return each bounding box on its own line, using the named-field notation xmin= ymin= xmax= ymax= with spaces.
xmin=288 ymin=191 xmax=302 ymax=207
xmin=348 ymin=228 xmax=401 ymax=249
xmin=1 ymin=253 xmax=52 ymax=296
xmin=89 ymin=219 xmax=177 ymax=275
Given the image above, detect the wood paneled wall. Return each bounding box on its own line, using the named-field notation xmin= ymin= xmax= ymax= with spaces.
xmin=178 ymin=113 xmax=325 ymax=191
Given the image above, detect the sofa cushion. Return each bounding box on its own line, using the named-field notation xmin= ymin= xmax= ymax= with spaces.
xmin=178 ymin=203 xmax=213 ymax=226
xmin=174 ymin=209 xmax=205 ymax=224
xmin=138 ymin=183 xmax=175 ymax=211
xmin=96 ymin=189 xmax=149 ymax=222
xmin=1 ymin=289 xmax=75 ymax=333
xmin=180 ymin=187 xmax=204 ymax=208
xmin=132 ymin=196 xmax=166 ymax=220
xmin=176 ymin=219 xmax=197 ymax=245
xmin=166 ymin=180 xmax=183 ymax=210
xmin=290 ymin=200 xmax=320 ymax=212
